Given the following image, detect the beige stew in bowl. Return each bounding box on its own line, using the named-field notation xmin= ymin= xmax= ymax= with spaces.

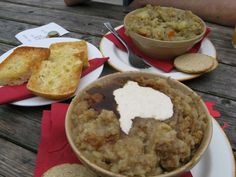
xmin=125 ymin=5 xmax=205 ymax=41
xmin=66 ymin=72 xmax=212 ymax=177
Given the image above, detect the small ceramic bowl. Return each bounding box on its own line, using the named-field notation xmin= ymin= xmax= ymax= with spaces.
xmin=66 ymin=72 xmax=212 ymax=177
xmin=124 ymin=7 xmax=206 ymax=59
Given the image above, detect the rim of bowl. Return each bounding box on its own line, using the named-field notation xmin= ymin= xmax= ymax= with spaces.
xmin=65 ymin=71 xmax=213 ymax=177
xmin=123 ymin=6 xmax=207 ymax=44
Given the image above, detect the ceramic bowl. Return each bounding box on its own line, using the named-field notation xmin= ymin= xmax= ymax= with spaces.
xmin=123 ymin=7 xmax=206 ymax=59
xmin=65 ymin=72 xmax=212 ymax=177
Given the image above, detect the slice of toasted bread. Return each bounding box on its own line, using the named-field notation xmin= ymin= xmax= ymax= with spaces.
xmin=0 ymin=47 xmax=50 ymax=86
xmin=49 ymin=41 xmax=89 ymax=67
xmin=27 ymin=51 xmax=83 ymax=100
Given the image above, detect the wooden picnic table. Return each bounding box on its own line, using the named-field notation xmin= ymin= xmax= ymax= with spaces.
xmin=0 ymin=1 xmax=235 ymax=176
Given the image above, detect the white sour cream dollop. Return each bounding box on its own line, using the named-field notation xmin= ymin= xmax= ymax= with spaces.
xmin=113 ymin=81 xmax=173 ymax=134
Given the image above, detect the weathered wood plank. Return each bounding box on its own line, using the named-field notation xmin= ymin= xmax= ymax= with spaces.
xmin=211 ymin=38 xmax=236 ymax=66
xmin=235 ymin=152 xmax=236 ymax=163
xmin=0 ymin=19 xmax=29 ymax=45
xmin=0 ymin=43 xmax=15 ymax=54
xmin=0 ymin=138 xmax=35 ymax=177
xmin=0 ymin=105 xmax=46 ymax=151
xmin=0 ymin=1 xmax=121 ymax=37
xmin=206 ymin=23 xmax=236 ymax=66
xmin=93 ymin=0 xmax=122 ymax=5
xmin=198 ymin=92 xmax=236 ymax=122
xmin=197 ymin=92 xmax=236 ymax=151
xmin=0 ymin=19 xmax=101 ymax=47
xmin=184 ymin=64 xmax=236 ymax=101
xmin=2 ymin=0 xmax=125 ymax=20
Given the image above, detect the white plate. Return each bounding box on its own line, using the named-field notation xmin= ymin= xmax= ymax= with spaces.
xmin=100 ymin=26 xmax=217 ymax=81
xmin=191 ymin=118 xmax=235 ymax=177
xmin=0 ymin=37 xmax=104 ymax=106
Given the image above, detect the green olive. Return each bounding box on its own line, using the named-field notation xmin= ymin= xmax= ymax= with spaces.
xmin=47 ymin=31 xmax=60 ymax=38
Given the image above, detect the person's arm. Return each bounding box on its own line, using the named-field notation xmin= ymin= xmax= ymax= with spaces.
xmin=129 ymin=0 xmax=236 ymax=27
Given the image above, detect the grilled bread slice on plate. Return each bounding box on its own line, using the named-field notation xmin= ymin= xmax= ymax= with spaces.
xmin=27 ymin=43 xmax=84 ymax=100
xmin=49 ymin=41 xmax=89 ymax=68
xmin=0 ymin=47 xmax=50 ymax=86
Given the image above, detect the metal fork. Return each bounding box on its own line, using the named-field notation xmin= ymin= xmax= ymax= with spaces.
xmin=104 ymin=22 xmax=150 ymax=69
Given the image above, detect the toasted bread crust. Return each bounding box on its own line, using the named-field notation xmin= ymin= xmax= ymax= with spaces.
xmin=0 ymin=47 xmax=50 ymax=86
xmin=27 ymin=42 xmax=84 ymax=100
xmin=27 ymin=60 xmax=83 ymax=100
xmin=49 ymin=41 xmax=89 ymax=67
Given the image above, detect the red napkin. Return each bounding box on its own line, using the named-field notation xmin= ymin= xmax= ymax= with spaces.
xmin=205 ymin=101 xmax=221 ymax=118
xmin=105 ymin=27 xmax=210 ymax=72
xmin=0 ymin=84 xmax=34 ymax=104
xmin=0 ymin=57 xmax=109 ymax=105
xmin=34 ymin=103 xmax=80 ymax=177
xmin=182 ymin=172 xmax=193 ymax=177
